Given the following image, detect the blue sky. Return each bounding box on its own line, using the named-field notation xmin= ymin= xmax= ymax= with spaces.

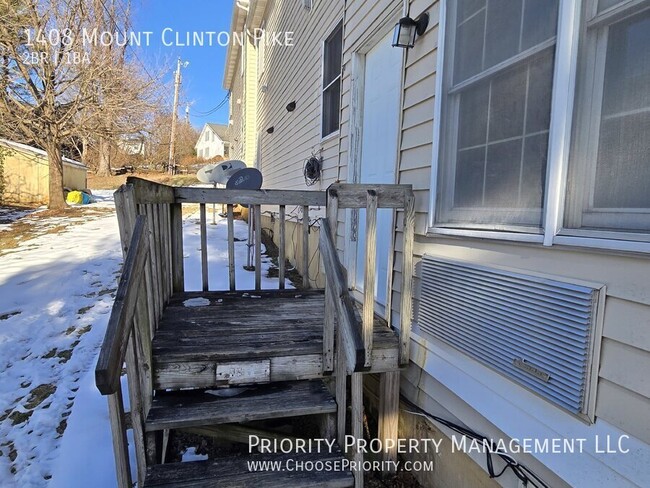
xmin=132 ymin=0 xmax=234 ymax=129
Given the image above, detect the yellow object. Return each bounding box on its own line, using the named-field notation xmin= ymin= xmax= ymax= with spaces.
xmin=66 ymin=190 xmax=84 ymax=204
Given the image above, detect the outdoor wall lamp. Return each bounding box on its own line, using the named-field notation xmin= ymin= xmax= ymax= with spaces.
xmin=392 ymin=13 xmax=429 ymax=48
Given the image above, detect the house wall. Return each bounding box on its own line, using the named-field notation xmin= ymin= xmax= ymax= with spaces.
xmin=256 ymin=0 xmax=343 ymax=190
xmin=227 ymin=0 xmax=650 ymax=485
xmin=195 ymin=130 xmax=226 ymax=160
xmin=1 ymin=144 xmax=87 ymax=205
xmin=229 ymin=56 xmax=246 ymax=162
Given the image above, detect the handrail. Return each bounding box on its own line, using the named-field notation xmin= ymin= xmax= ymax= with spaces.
xmin=319 ymin=219 xmax=367 ymax=372
xmin=95 ymin=215 xmax=150 ymax=395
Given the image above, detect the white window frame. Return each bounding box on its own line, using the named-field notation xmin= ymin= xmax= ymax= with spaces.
xmin=429 ymin=0 xmax=650 ymax=253
xmin=321 ymin=20 xmax=343 ymax=140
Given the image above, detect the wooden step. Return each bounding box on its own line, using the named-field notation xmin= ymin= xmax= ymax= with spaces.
xmin=146 ymin=380 xmax=337 ymax=432
xmin=144 ymin=447 xmax=354 ymax=487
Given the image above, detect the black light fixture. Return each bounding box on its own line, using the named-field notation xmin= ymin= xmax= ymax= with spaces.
xmin=286 ymin=101 xmax=296 ymax=112
xmin=392 ymin=12 xmax=429 ymax=49
xmin=266 ymin=126 xmax=274 ymax=134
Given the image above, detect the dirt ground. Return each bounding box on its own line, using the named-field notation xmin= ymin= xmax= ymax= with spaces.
xmin=87 ymin=171 xmax=200 ymax=190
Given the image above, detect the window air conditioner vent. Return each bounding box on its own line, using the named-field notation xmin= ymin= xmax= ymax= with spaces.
xmin=416 ymin=256 xmax=603 ymax=417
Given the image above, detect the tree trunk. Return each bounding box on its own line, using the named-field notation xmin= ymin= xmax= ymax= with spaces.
xmin=46 ymin=142 xmax=66 ymax=209
xmin=97 ymin=137 xmax=111 ymax=176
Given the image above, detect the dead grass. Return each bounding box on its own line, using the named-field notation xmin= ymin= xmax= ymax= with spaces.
xmin=88 ymin=171 xmax=200 ymax=190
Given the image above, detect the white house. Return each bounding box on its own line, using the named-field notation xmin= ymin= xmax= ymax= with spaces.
xmin=194 ymin=123 xmax=230 ymax=160
xmin=225 ymin=1 xmax=650 ymax=487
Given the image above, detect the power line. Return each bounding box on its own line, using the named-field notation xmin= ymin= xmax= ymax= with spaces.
xmin=191 ymin=92 xmax=231 ymax=117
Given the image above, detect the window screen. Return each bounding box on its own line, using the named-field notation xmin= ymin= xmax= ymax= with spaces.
xmin=322 ymin=21 xmax=343 ymax=137
xmin=437 ymin=0 xmax=559 ymax=229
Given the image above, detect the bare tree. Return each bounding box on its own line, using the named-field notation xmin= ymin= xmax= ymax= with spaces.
xmin=0 ymin=0 xmax=160 ymax=208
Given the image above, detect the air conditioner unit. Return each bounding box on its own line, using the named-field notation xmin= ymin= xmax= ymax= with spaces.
xmin=416 ymin=256 xmax=604 ymax=419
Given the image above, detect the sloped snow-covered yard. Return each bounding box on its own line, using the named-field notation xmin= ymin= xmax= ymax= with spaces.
xmin=0 ymin=191 xmax=281 ymax=487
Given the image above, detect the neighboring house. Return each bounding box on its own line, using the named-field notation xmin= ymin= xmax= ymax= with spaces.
xmin=194 ymin=123 xmax=230 ymax=160
xmin=118 ymin=136 xmax=146 ymax=156
xmin=225 ymin=1 xmax=650 ymax=488
xmin=0 ymin=139 xmax=87 ymax=205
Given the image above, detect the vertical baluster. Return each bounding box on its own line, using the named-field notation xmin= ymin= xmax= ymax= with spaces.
xmin=399 ymin=193 xmax=415 ymax=364
xmin=170 ymin=203 xmax=185 ymax=293
xmin=363 ymin=190 xmax=377 ymax=367
xmin=279 ymin=205 xmax=286 ymax=290
xmin=303 ymin=205 xmax=310 ymax=289
xmin=107 ymin=389 xmax=133 ymax=488
xmin=254 ymin=204 xmax=262 ymax=290
xmin=199 ymin=203 xmax=209 ymax=291
xmin=227 ymin=204 xmax=236 ymax=291
xmin=145 ymin=204 xmax=161 ymax=320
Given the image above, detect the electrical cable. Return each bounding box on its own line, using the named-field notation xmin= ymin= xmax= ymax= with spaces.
xmin=400 ymin=397 xmax=551 ymax=488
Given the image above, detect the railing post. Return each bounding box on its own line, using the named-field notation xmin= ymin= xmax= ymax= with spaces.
xmin=323 ymin=190 xmax=339 ymax=373
xmin=363 ymin=190 xmax=377 ymax=368
xmin=279 ymin=205 xmax=286 ymax=290
xmin=227 ymin=204 xmax=236 ymax=291
xmin=303 ymin=205 xmax=310 ymax=289
xmin=107 ymin=390 xmax=133 ymax=488
xmin=254 ymin=205 xmax=262 ymax=290
xmin=399 ymin=193 xmax=415 ymax=365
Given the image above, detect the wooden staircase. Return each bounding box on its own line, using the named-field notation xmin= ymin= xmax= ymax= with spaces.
xmin=94 ymin=179 xmax=415 ymax=488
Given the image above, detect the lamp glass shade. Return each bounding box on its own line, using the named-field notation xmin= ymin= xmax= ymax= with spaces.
xmin=392 ymin=17 xmax=417 ymax=48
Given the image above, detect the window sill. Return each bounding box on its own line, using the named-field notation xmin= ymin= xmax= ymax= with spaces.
xmin=427 ymin=226 xmax=650 ymax=255
xmin=426 ymin=226 xmax=544 ymax=244
xmin=320 ymin=130 xmax=340 ymax=143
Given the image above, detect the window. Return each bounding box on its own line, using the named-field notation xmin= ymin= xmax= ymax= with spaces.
xmin=565 ymin=1 xmax=650 ymax=235
xmin=322 ymin=21 xmax=343 ymax=138
xmin=205 ymin=131 xmax=209 ymax=142
xmin=436 ymin=0 xmax=559 ymax=230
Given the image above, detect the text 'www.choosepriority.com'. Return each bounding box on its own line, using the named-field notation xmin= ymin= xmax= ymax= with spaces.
xmin=246 ymin=458 xmax=434 ymax=473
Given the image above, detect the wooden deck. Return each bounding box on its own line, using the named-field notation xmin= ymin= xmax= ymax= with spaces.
xmin=152 ymin=290 xmax=401 ymax=390
xmin=95 ymin=179 xmax=415 ymax=488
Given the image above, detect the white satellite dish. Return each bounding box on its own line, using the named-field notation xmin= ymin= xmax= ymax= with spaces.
xmin=211 ymin=160 xmax=247 ymax=185
xmin=196 ymin=164 xmax=217 ymax=184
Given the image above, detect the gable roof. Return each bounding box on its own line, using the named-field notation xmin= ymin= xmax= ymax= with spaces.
xmin=207 ymin=123 xmax=229 ymax=141
xmin=0 ymin=138 xmax=86 ymax=169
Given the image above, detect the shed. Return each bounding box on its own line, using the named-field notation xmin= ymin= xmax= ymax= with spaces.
xmin=0 ymin=139 xmax=88 ymax=205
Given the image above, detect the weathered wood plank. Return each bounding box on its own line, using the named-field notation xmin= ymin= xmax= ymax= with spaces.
xmin=335 ymin=326 xmax=347 ymax=447
xmin=303 ymin=205 xmax=310 ymax=289
xmin=95 ymin=216 xmax=149 ymax=395
xmin=170 ymin=203 xmax=184 ymax=293
xmin=174 ymin=187 xmax=326 ymax=206
xmin=351 ymin=373 xmax=364 ymax=488
xmin=144 ymin=448 xmax=353 ymax=487
xmin=126 ymin=176 xmax=175 ymax=204
xmin=181 ymin=424 xmax=302 ymax=445
xmin=399 ymin=192 xmax=415 ymax=365
xmin=323 ymin=189 xmax=339 ymax=374
xmin=330 ymin=183 xmax=412 ymax=209
xmin=227 ymin=204 xmax=236 ymax=291
xmin=199 ymin=203 xmax=208 ymax=292
xmin=153 ymin=354 xmax=324 ymax=390
xmin=363 ymin=190 xmax=377 ymax=368
xmin=254 ymin=205 xmax=262 ymax=290
xmin=144 ymin=204 xmax=162 ymax=320
xmin=279 ymin=205 xmax=286 ymax=289
xmin=125 ymin=334 xmax=147 ymax=486
xmin=378 ymin=371 xmax=400 ymax=470
xmin=108 ymin=390 xmax=133 ymax=488
xmin=320 ymin=219 xmax=366 ymax=373
xmin=146 ymin=380 xmax=336 ymax=431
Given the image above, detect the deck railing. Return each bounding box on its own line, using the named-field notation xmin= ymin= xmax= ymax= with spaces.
xmin=95 ymin=178 xmax=414 ymax=488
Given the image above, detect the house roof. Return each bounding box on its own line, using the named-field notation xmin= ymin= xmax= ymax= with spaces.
xmin=0 ymin=138 xmax=86 ymax=169
xmin=207 ymin=123 xmax=229 ymax=141
xmin=223 ymin=0 xmax=269 ymax=90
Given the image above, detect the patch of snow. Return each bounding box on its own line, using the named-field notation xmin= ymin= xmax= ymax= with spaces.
xmin=181 ymin=447 xmax=208 ymax=463
xmin=183 ymin=297 xmax=211 ymax=307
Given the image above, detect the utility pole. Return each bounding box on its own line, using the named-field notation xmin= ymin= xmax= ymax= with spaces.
xmin=168 ymin=57 xmax=188 ymax=175
xmin=185 ymin=104 xmax=190 ymax=124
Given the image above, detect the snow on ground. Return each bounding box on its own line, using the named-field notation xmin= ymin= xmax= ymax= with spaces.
xmin=0 ymin=190 xmax=287 ymax=487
